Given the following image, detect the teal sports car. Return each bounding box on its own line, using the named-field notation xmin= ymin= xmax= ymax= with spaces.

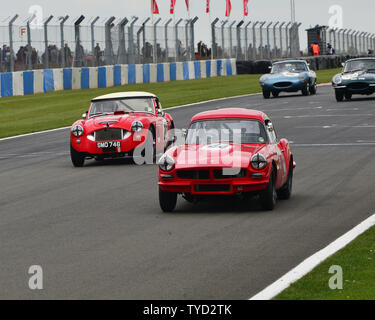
xmin=332 ymin=58 xmax=375 ymax=102
xmin=259 ymin=60 xmax=317 ymax=99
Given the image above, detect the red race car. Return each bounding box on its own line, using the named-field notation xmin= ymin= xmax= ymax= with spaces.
xmin=70 ymin=92 xmax=174 ymax=167
xmin=158 ymin=108 xmax=295 ymax=212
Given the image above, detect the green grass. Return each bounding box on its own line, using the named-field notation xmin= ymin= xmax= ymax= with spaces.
xmin=275 ymin=226 xmax=375 ymax=300
xmin=0 ymin=68 xmax=340 ymax=139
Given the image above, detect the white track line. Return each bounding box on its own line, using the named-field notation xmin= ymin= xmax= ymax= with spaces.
xmin=0 ymin=82 xmax=332 ymax=142
xmin=250 ymin=213 xmax=375 ymax=300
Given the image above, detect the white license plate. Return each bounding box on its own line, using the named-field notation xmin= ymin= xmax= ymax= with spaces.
xmin=97 ymin=141 xmax=121 ymax=148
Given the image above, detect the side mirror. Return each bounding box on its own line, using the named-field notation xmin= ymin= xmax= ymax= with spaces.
xmin=268 ymin=66 xmax=272 ymax=69
xmin=341 ymin=62 xmax=345 ymax=67
xmin=267 ymin=123 xmax=274 ymax=132
xmin=82 ymin=113 xmax=87 ymax=120
xmin=182 ymin=128 xmax=187 ymax=137
xmin=158 ymin=110 xmax=165 ymax=117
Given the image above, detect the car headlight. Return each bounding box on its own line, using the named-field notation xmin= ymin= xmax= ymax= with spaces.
xmin=298 ymin=74 xmax=306 ymax=81
xmin=250 ymin=154 xmax=267 ymax=170
xmin=71 ymin=125 xmax=84 ymax=137
xmin=131 ymin=121 xmax=143 ymax=132
xmin=333 ymin=74 xmax=342 ymax=84
xmin=158 ymin=154 xmax=175 ymax=172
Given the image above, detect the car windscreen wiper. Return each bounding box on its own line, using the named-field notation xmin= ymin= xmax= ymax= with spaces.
xmin=343 ymin=68 xmax=365 ymax=74
xmin=89 ymin=112 xmax=114 ymax=118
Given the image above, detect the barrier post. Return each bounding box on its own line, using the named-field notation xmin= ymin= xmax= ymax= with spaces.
xmin=279 ymin=22 xmax=286 ymax=58
xmin=229 ymin=20 xmax=236 ymax=59
xmin=259 ymin=21 xmax=266 ymax=59
xmin=8 ymin=14 xmax=18 ymax=72
xmin=236 ymin=20 xmax=244 ymax=60
xmin=273 ymin=22 xmax=279 ymax=58
xmin=117 ymin=18 xmax=129 ymax=65
xmin=43 ymin=15 xmax=53 ymax=69
xmin=221 ymin=20 xmax=228 ymax=59
xmin=26 ymin=14 xmax=36 ymax=70
xmin=285 ymin=22 xmax=292 ymax=58
xmin=266 ymin=22 xmax=272 ymax=59
xmin=73 ymin=15 xmax=85 ymax=67
xmin=164 ymin=19 xmax=172 ymax=62
xmin=128 ymin=17 xmax=139 ymax=65
xmin=244 ymin=21 xmax=251 ymax=61
xmin=59 ymin=15 xmax=69 ymax=68
xmin=175 ymin=18 xmax=183 ymax=62
xmin=252 ymin=21 xmax=259 ymax=60
xmin=153 ymin=18 xmax=162 ymax=63
xmin=104 ymin=16 xmax=116 ymax=66
xmin=90 ymin=16 xmax=100 ymax=66
xmin=190 ymin=16 xmax=199 ymax=61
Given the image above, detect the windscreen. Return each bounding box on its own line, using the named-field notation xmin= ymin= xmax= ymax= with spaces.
xmin=344 ymin=59 xmax=375 ymax=73
xmin=186 ymin=119 xmax=268 ymax=145
xmin=271 ymin=62 xmax=308 ymax=73
xmin=89 ymin=98 xmax=155 ymax=117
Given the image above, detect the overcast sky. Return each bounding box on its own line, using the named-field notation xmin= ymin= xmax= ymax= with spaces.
xmin=1 ymin=0 xmax=374 ymax=50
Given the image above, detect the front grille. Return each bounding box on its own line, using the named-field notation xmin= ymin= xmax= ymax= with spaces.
xmin=177 ymin=170 xmax=210 ymax=180
xmin=214 ymin=169 xmax=247 ymax=179
xmin=274 ymin=82 xmax=292 ymax=88
xmin=95 ymin=128 xmax=122 ymax=141
xmin=347 ymin=82 xmax=369 ymax=90
xmin=194 ymin=184 xmax=231 ymax=192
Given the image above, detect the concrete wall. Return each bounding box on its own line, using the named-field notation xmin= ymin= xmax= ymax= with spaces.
xmin=0 ymin=59 xmax=237 ymax=98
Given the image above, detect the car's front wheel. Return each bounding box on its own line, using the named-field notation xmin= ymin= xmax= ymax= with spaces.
xmin=70 ymin=144 xmax=85 ymax=167
xmin=302 ymin=86 xmax=309 ymax=96
xmin=260 ymin=168 xmax=277 ymax=211
xmin=309 ymin=81 xmax=317 ymax=95
xmin=335 ymin=90 xmax=344 ymax=102
xmin=263 ymin=89 xmax=271 ymax=99
xmin=159 ymin=187 xmax=177 ymax=212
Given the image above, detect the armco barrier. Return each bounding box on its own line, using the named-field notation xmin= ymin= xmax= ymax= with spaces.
xmin=0 ymin=59 xmax=236 ymax=98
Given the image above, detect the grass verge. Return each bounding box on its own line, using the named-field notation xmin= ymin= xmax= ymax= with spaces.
xmin=0 ymin=68 xmax=340 ymax=139
xmin=275 ymin=226 xmax=375 ymax=300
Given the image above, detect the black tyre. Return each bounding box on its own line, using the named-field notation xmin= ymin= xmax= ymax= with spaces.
xmin=260 ymin=168 xmax=277 ymax=211
xmin=335 ymin=90 xmax=344 ymax=102
xmin=263 ymin=89 xmax=271 ymax=99
xmin=159 ymin=187 xmax=177 ymax=212
xmin=277 ymin=160 xmax=293 ymax=200
xmin=272 ymin=91 xmax=279 ymax=98
xmin=70 ymin=144 xmax=85 ymax=167
xmin=302 ymin=86 xmax=309 ymax=96
xmin=345 ymin=92 xmax=352 ymax=100
xmin=309 ymin=81 xmax=317 ymax=95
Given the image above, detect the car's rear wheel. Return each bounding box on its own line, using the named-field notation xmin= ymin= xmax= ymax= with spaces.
xmin=335 ymin=90 xmax=344 ymax=102
xmin=263 ymin=89 xmax=271 ymax=99
xmin=272 ymin=91 xmax=279 ymax=98
xmin=260 ymin=168 xmax=277 ymax=211
xmin=159 ymin=187 xmax=177 ymax=212
xmin=277 ymin=160 xmax=293 ymax=200
xmin=309 ymin=82 xmax=317 ymax=95
xmin=70 ymin=144 xmax=85 ymax=167
xmin=345 ymin=92 xmax=352 ymax=100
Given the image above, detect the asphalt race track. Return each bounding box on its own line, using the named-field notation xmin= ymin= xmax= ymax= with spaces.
xmin=1 ymin=85 xmax=375 ymax=299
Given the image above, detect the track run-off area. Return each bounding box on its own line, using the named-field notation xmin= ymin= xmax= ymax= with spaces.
xmin=1 ymin=85 xmax=375 ymax=299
